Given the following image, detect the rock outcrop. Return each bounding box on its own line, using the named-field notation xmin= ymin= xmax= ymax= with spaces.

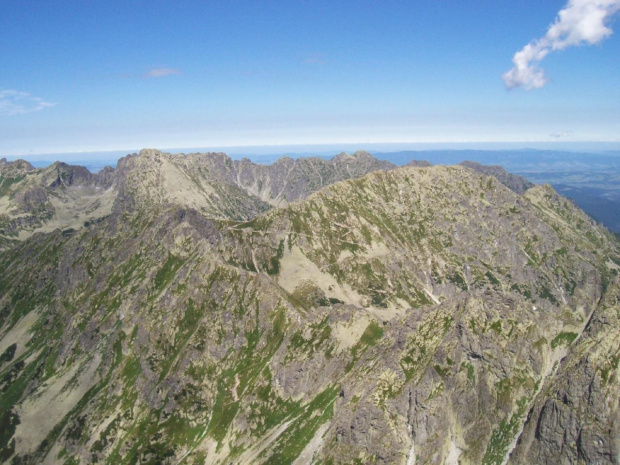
xmin=0 ymin=151 xmax=618 ymax=464
xmin=460 ymin=160 xmax=534 ymax=194
xmin=0 ymin=149 xmax=393 ymax=249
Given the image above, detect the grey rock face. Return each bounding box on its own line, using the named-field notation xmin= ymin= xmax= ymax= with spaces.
xmin=405 ymin=159 xmax=432 ymax=167
xmin=0 ymin=148 xmax=396 ymax=248
xmin=461 ymin=160 xmax=534 ymax=194
xmin=231 ymin=150 xmax=395 ymax=206
xmin=0 ymin=159 xmax=117 ymax=249
xmin=0 ymin=153 xmax=619 ymax=464
xmin=509 ymin=280 xmax=620 ymax=465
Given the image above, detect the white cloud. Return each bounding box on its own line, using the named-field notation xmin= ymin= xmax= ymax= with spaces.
xmin=503 ymin=0 xmax=620 ymax=90
xmin=550 ymin=130 xmax=573 ymax=138
xmin=0 ymin=89 xmax=56 ymax=116
xmin=143 ymin=68 xmax=181 ymax=78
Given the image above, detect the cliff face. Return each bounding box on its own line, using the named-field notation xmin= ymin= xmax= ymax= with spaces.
xmin=510 ymin=279 xmax=620 ymax=464
xmin=0 ymin=159 xmax=116 ymax=250
xmin=0 ymin=151 xmax=618 ymax=464
xmin=0 ymin=149 xmax=392 ymax=249
xmin=460 ymin=161 xmax=534 ymax=195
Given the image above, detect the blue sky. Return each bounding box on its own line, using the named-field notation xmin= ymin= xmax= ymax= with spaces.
xmin=1 ymin=0 xmax=619 ymax=156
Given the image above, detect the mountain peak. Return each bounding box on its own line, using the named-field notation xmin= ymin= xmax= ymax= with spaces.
xmin=460 ymin=160 xmax=534 ymax=194
xmin=352 ymin=149 xmax=373 ymax=159
xmin=333 ymin=150 xmax=374 ymax=162
xmin=138 ymin=148 xmax=166 ymax=158
xmin=0 ymin=158 xmax=35 ymax=172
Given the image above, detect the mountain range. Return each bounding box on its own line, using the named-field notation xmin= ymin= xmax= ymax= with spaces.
xmin=0 ymin=149 xmax=618 ymax=464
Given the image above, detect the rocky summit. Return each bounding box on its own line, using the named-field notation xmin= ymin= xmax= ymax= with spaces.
xmin=0 ymin=150 xmax=618 ymax=464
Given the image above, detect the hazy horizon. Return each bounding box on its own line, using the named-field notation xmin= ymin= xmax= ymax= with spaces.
xmin=4 ymin=140 xmax=620 ymax=165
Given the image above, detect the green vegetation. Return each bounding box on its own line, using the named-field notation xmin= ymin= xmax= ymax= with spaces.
xmin=400 ymin=311 xmax=453 ymax=382
xmin=433 ymin=364 xmax=450 ymax=378
xmin=246 ymin=367 xmax=298 ymax=437
xmin=2 ymin=155 xmax=619 ymax=463
xmin=207 ymin=307 xmax=288 ymax=443
xmin=33 ymin=372 xmax=110 ymax=463
xmin=0 ymin=343 xmax=16 ymax=365
xmin=266 ymin=239 xmax=285 ymax=275
xmin=262 ymin=385 xmax=339 ymax=464
xmin=489 ymin=320 xmax=502 ymax=334
xmin=482 ymin=397 xmax=529 ymax=465
xmin=91 ymin=415 xmax=121 ymax=454
xmin=108 ymin=252 xmax=145 ymax=289
xmin=107 ymin=408 xmax=200 ymax=464
xmin=346 ymin=321 xmax=384 ymax=372
xmin=551 ymin=332 xmax=578 ymax=349
xmin=463 ymin=362 xmax=475 ymax=382
xmin=0 ymin=409 xmax=20 ymax=462
xmin=288 ymin=316 xmax=334 ymax=360
xmin=533 ymin=337 xmax=547 ymax=351
xmin=0 ymin=352 xmax=45 ymax=414
xmin=360 ymin=224 xmax=372 ymax=243
xmin=448 ymin=272 xmax=467 ymax=290
xmin=153 ymin=253 xmax=185 ymax=291
xmin=164 ymin=299 xmax=203 ymax=369
xmin=538 ymin=284 xmax=559 ymax=305
xmin=511 ymin=283 xmax=532 ymax=299
xmin=485 ymin=271 xmax=500 ymax=286
xmin=121 ymin=357 xmax=141 ymax=383
xmin=600 ymin=354 xmax=620 ymax=386
xmin=0 ymin=175 xmax=25 ymax=197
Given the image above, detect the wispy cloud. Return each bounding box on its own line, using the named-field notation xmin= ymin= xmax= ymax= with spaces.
xmin=550 ymin=130 xmax=573 ymax=138
xmin=503 ymin=0 xmax=620 ymax=90
xmin=0 ymin=89 xmax=56 ymax=116
xmin=143 ymin=68 xmax=182 ymax=78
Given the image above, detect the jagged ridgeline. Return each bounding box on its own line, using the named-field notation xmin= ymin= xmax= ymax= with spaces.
xmin=0 ymin=150 xmax=618 ymax=464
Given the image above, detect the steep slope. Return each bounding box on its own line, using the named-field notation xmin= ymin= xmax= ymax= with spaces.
xmin=460 ymin=161 xmax=534 ymax=194
xmin=112 ymin=149 xmax=272 ymax=220
xmin=0 ymin=150 xmax=392 ymax=249
xmin=175 ymin=149 xmax=394 ymax=207
xmin=0 ymin=159 xmax=115 ymax=250
xmin=507 ymin=190 xmax=620 ymax=464
xmin=0 ymin=163 xmax=618 ymax=465
xmin=113 ymin=148 xmax=394 ymax=216
xmin=220 ymin=166 xmax=619 ymax=464
xmin=510 ymin=278 xmax=620 ymax=464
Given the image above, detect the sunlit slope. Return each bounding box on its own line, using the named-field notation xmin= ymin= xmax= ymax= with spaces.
xmin=0 ymin=149 xmax=393 ymax=251
xmin=0 ymin=164 xmax=618 ymax=464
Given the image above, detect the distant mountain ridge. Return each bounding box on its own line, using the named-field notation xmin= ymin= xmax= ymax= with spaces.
xmin=372 ymin=148 xmax=620 ymax=171
xmin=460 ymin=161 xmax=534 ymax=195
xmin=0 ymin=149 xmax=395 ymax=250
